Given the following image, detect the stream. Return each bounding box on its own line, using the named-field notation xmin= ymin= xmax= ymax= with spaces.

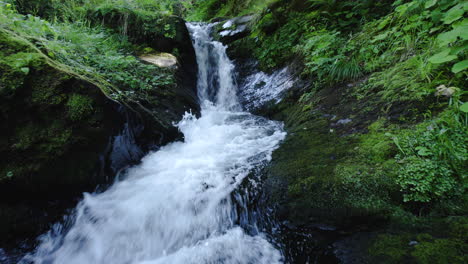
xmin=19 ymin=23 xmax=287 ymax=264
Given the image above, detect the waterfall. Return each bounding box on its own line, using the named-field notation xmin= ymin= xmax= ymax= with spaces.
xmin=21 ymin=23 xmax=286 ymax=264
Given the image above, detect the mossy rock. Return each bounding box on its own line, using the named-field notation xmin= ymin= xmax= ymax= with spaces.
xmin=368 ymin=231 xmax=468 ymax=264
xmin=88 ymin=6 xmax=187 ymax=54
xmin=264 ymin=94 xmax=401 ymax=227
xmin=0 ymin=68 xmax=113 ymax=192
xmin=0 ymin=29 xmax=122 ymax=248
xmin=0 ymin=30 xmax=124 ymax=195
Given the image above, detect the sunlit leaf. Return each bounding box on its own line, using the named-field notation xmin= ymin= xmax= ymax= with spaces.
xmin=428 ymin=49 xmax=457 ymax=64
xmin=460 ymin=102 xmax=468 ymax=113
xmin=425 ymin=0 xmax=437 ymax=9
xmin=436 ymin=29 xmax=460 ymax=46
xmin=371 ymin=32 xmax=389 ymax=43
xmin=20 ymin=67 xmax=30 ymax=74
xmin=452 ymin=60 xmax=468 ymax=73
xmin=377 ymin=16 xmax=391 ymax=30
xmin=416 ymin=146 xmax=431 ymax=156
xmin=443 ymin=4 xmax=464 ymax=24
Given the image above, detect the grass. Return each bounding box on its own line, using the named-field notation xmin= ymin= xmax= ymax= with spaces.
xmin=0 ymin=2 xmax=176 ymax=105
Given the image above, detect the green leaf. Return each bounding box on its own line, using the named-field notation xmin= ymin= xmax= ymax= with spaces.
xmin=460 ymin=102 xmax=468 ymax=113
xmin=448 ymin=42 xmax=468 ymax=55
xmin=20 ymin=67 xmax=30 ymax=74
xmin=371 ymin=32 xmax=389 ymax=43
xmin=425 ymin=0 xmax=437 ymax=9
xmin=428 ymin=49 xmax=457 ymax=64
xmin=416 ymin=146 xmax=432 ymax=156
xmin=395 ymin=4 xmax=408 ymax=16
xmin=452 ymin=19 xmax=468 ymax=40
xmin=436 ymin=30 xmax=460 ymax=46
xmin=377 ymin=16 xmax=391 ymax=30
xmin=452 ymin=60 xmax=468 ymax=73
xmin=431 ymin=10 xmax=443 ymax=23
xmin=443 ymin=5 xmax=464 ymax=24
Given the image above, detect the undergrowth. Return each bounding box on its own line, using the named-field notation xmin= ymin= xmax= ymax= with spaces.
xmin=186 ymin=0 xmax=279 ymax=21
xmin=0 ymin=2 xmax=175 ymax=104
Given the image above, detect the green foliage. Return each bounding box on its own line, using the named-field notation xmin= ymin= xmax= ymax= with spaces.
xmin=86 ymin=3 xmax=178 ymax=41
xmin=252 ymin=12 xmax=309 ymax=70
xmin=244 ymin=0 xmax=467 ymax=94
xmin=10 ymin=0 xmax=182 ymax=20
xmin=0 ymin=2 xmax=176 ymax=103
xmin=393 ymin=97 xmax=468 ymax=203
xmin=412 ymin=237 xmax=468 ymax=264
xmin=397 ymin=157 xmax=455 ymax=202
xmin=187 ymin=0 xmax=278 ymax=21
xmin=305 ymin=0 xmax=394 ymax=31
xmin=328 ymin=57 xmax=363 ymax=82
xmin=363 ymin=55 xmax=433 ymax=103
xmin=295 ymin=29 xmax=342 ymax=79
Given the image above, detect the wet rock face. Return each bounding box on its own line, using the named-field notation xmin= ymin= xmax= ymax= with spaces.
xmin=209 ymin=16 xmax=303 ymax=113
xmin=214 ymin=15 xmax=255 ymax=44
xmin=237 ymin=61 xmax=296 ymax=112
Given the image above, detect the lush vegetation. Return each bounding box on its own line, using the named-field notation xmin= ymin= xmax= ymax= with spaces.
xmin=186 ymin=0 xmax=278 ymax=21
xmin=0 ymin=1 xmax=179 ymax=104
xmin=213 ymin=0 xmax=468 ymax=209
xmin=1 ymin=0 xmax=466 ymax=262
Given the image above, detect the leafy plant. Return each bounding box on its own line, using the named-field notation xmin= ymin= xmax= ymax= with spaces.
xmin=393 ymin=94 xmax=468 ymax=203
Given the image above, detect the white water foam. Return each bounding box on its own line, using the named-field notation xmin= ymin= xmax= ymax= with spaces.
xmin=21 ymin=23 xmax=286 ymax=264
xmin=240 ymin=67 xmax=294 ymax=111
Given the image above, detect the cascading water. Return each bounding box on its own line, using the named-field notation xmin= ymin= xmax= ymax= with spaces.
xmin=20 ymin=23 xmax=286 ymax=264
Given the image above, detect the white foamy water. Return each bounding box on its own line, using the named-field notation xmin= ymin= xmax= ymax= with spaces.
xmin=21 ymin=23 xmax=286 ymax=264
xmin=240 ymin=67 xmax=294 ymax=111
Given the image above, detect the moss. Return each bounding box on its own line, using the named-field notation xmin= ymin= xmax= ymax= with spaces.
xmin=264 ymin=82 xmax=464 ymax=230
xmin=368 ymin=232 xmax=468 ymax=264
xmin=368 ymin=234 xmax=412 ymax=264
xmin=266 ymin=96 xmax=403 ymax=225
xmin=412 ymin=237 xmax=467 ymax=264
xmin=0 ymin=4 xmax=199 ymax=198
xmin=0 ymin=29 xmax=109 ymax=191
xmin=359 ymin=119 xmax=395 ymax=163
xmin=66 ymin=94 xmax=94 ymax=121
xmin=0 ymin=32 xmax=40 ymax=99
xmin=0 ymin=60 xmax=24 ymax=98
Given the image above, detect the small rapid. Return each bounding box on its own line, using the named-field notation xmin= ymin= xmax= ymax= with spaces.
xmin=21 ymin=23 xmax=286 ymax=264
